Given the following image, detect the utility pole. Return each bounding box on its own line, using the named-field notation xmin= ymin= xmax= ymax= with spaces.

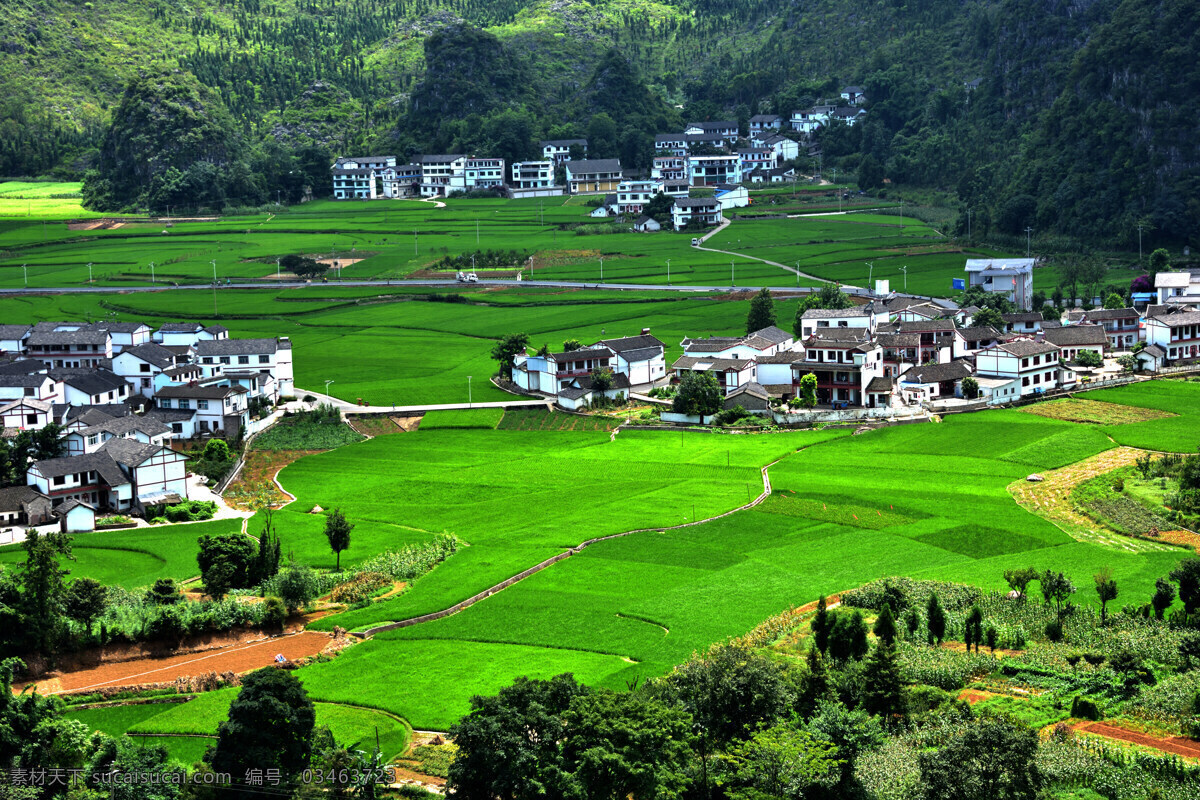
xmin=149 ymin=261 xmax=155 ymax=283
xmin=211 ymin=259 xmax=218 ymax=315
xmin=21 ymin=263 xmax=27 ymax=288
xmin=796 ymin=262 xmax=800 ymax=288
xmin=667 ymin=258 xmax=671 ymax=285
xmin=731 ymin=260 xmax=735 ymax=287
xmin=899 ymin=264 xmax=908 ymax=291
xmin=1137 ymin=223 xmax=1144 ymax=262
xmin=600 ymin=257 xmax=603 ymax=283
xmin=967 ymin=209 xmax=972 ymax=241
xmin=86 ymin=262 xmax=93 ymax=283
xmin=1024 ymin=227 xmax=1034 ymax=257
xmin=467 ymin=376 xmax=473 ymax=407
xmin=276 ymin=258 xmax=281 ymax=278
xmin=866 ymin=261 xmax=874 ymax=289
xmin=414 ymin=230 xmax=418 ymax=255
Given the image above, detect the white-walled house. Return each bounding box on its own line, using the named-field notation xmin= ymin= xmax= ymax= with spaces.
xmin=0 ymin=325 xmax=30 ymax=354
xmin=797 ymin=306 xmax=879 ymax=338
xmin=688 ymin=155 xmax=741 ymax=186
xmin=1154 ymin=271 xmax=1200 ymax=307
xmin=1080 ymin=308 xmax=1141 ymax=349
xmin=684 ymin=121 xmax=740 ymax=144
xmin=0 ymin=398 xmax=51 ymax=431
xmin=952 ymin=326 xmax=1004 ymax=360
xmin=113 ymin=342 xmax=177 ymax=398
xmin=1000 ymin=312 xmax=1043 ymax=335
xmin=681 ymin=326 xmax=794 ymax=360
xmin=65 ymin=414 xmax=172 ymax=456
xmin=616 ymin=180 xmax=659 ymax=215
xmin=99 ymin=322 xmax=153 ymax=352
xmin=155 ymin=323 xmax=229 ymax=348
xmin=670 ymin=355 xmax=758 ymax=394
xmin=749 ymin=114 xmax=783 ymax=134
xmin=195 ymin=337 xmax=294 ymax=397
xmin=672 ymin=197 xmax=723 ymax=230
xmin=55 ymin=369 xmax=132 ymax=406
xmin=714 ymin=184 xmax=750 ymax=210
xmin=596 ymin=332 xmax=667 ymax=388
xmin=965 ymin=259 xmax=1036 ymax=311
xmin=1043 ymin=324 xmax=1108 ymax=363
xmin=510 ymin=161 xmax=560 ymax=195
xmin=899 ymin=361 xmax=973 ymax=402
xmin=1145 ymin=308 xmax=1200 ymax=364
xmin=975 ymin=340 xmax=1061 ymax=398
xmin=25 ymin=323 xmax=112 ymax=368
xmin=155 ymin=383 xmax=249 ymax=437
xmin=418 ymin=154 xmax=467 ymax=196
xmin=541 ymin=139 xmax=587 ymax=164
xmin=448 ymin=158 xmax=506 ymax=192
xmin=566 ymin=159 xmax=623 ymax=195
xmin=793 ymin=329 xmax=885 ymax=407
xmin=651 ymin=156 xmax=688 ymax=182
xmin=27 ymin=452 xmax=132 ymax=512
xmin=0 ymin=372 xmax=59 ymax=403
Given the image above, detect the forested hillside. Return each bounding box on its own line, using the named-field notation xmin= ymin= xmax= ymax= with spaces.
xmin=0 ymin=0 xmax=1194 ymax=246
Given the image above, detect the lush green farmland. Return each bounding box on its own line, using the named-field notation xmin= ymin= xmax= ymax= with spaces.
xmin=292 ymin=384 xmax=1199 ymax=730
xmin=0 ymin=519 xmax=241 ymax=589
xmin=0 ymin=181 xmax=109 ymax=220
xmin=0 ymin=286 xmax=800 ymax=406
xmin=0 ymin=187 xmax=1006 ymax=293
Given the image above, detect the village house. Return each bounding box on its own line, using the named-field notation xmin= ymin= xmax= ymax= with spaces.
xmin=596 ymin=332 xmax=667 ymax=389
xmin=658 ymin=179 xmax=691 ymax=199
xmin=155 ymin=383 xmax=249 ymax=437
xmin=449 ymin=158 xmax=506 ymax=193
xmin=112 ymin=342 xmax=177 ymax=397
xmin=754 ymin=351 xmax=806 ymax=396
xmin=752 ymin=133 xmax=800 ymax=162
xmin=194 ymin=337 xmax=294 ymax=397
xmin=722 ymin=382 xmax=773 ymax=415
xmin=899 ymin=361 xmax=973 ymax=403
xmin=380 ymin=163 xmax=422 ymax=198
xmin=0 ymin=325 xmax=30 ymax=354
xmin=0 ymin=370 xmax=59 ymax=404
xmin=616 ymin=180 xmax=659 ymax=215
xmin=681 ymin=326 xmax=794 ymax=360
xmin=26 ymin=437 xmax=189 ymax=515
xmin=653 ymin=134 xmax=690 ymax=158
xmin=795 ymin=329 xmax=885 ymax=408
xmin=749 ymin=114 xmax=783 ymax=134
xmin=876 ymin=332 xmax=920 ymax=378
xmin=510 ymin=346 xmax=615 ymax=395
xmin=54 ymin=369 xmax=132 ymax=407
xmin=541 ymin=139 xmax=587 ymax=164
xmin=331 ymin=155 xmax=396 ymax=199
xmin=831 ymin=107 xmax=867 ymax=126
xmin=1080 ymin=307 xmax=1140 ymax=349
xmin=566 ymin=159 xmax=623 ymax=195
xmin=0 ymin=397 xmax=51 ymax=431
xmin=965 ymin=258 xmax=1036 ymax=311
xmin=64 ymin=414 xmax=172 ymax=456
xmin=714 ymin=184 xmax=750 ymax=211
xmin=684 ymin=121 xmax=740 ymax=144
xmin=688 ymin=154 xmax=742 ymax=186
xmin=841 ymin=86 xmax=866 ymax=105
xmin=1145 ymin=307 xmax=1200 ymax=364
xmin=418 ymin=154 xmax=467 ymax=197
xmin=556 ymin=372 xmax=633 ymax=411
xmin=1042 ymin=324 xmax=1108 ymax=363
xmin=952 ymin=325 xmax=1004 ymax=360
xmin=633 ymin=216 xmax=662 ymax=233
xmin=1000 ymin=312 xmax=1043 ymax=335
xmin=154 ymin=323 xmax=229 ymax=348
xmin=672 ymin=197 xmax=723 ymax=230
xmin=797 ymin=306 xmax=879 ymax=338
xmin=891 ymin=320 xmax=955 ymax=364
xmin=671 ymin=355 xmax=757 ymax=394
xmin=589 ymin=194 xmax=619 ymax=218
xmin=975 ymin=339 xmax=1061 ymax=398
xmin=99 ymin=322 xmax=153 ymax=353
xmin=1154 ymin=271 xmax=1200 ymax=307
xmin=651 ymin=156 xmax=688 ymax=182
xmin=509 ymin=161 xmax=561 ymax=197
xmin=790 ymin=103 xmax=837 ymax=134
xmin=0 ymin=485 xmax=53 ymax=527
xmin=736 ymin=148 xmax=777 ymax=173
xmin=25 ymin=323 xmax=112 ymax=368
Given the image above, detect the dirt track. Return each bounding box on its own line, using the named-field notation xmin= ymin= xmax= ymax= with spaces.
xmin=25 ymin=632 xmax=332 ymax=695
xmin=1076 ymin=721 xmax=1200 ymax=759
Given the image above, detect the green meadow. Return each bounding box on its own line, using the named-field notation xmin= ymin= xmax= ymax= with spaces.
xmin=288 ymin=384 xmax=1200 ymax=730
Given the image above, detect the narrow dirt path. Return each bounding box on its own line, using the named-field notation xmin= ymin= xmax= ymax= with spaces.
xmin=1007 ymin=446 xmax=1180 ymax=553
xmin=1074 ymin=721 xmax=1200 ymax=759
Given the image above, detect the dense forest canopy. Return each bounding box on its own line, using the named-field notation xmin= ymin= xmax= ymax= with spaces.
xmin=0 ymin=0 xmax=1195 ymax=245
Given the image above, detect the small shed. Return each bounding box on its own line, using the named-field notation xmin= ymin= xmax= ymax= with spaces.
xmin=723 ymin=382 xmax=772 ymax=414
xmin=0 ymin=485 xmax=53 ymax=526
xmin=56 ymin=498 xmax=97 ymax=533
xmin=1135 ymin=343 xmax=1165 ymax=373
xmin=633 ymin=215 xmax=661 ymax=232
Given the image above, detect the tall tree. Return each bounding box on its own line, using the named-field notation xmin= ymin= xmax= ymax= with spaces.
xmin=918 ymin=718 xmax=1041 ymax=800
xmin=64 ymin=578 xmax=107 ymax=637
xmin=20 ymin=531 xmax=73 ymax=656
xmin=861 ymin=643 xmax=905 ymax=719
xmin=209 ymin=668 xmax=316 ymax=796
xmin=672 ymin=371 xmax=723 ymax=417
xmin=811 ymin=595 xmax=831 ymax=654
xmin=872 ymin=602 xmax=897 ymax=646
xmin=1152 ymin=577 xmax=1176 ymax=619
xmin=926 ymin=593 xmax=946 ymax=645
xmin=964 ymin=606 xmax=984 ymax=653
xmin=1170 ymin=558 xmax=1200 ymax=614
xmin=1094 ymin=567 xmax=1118 ymax=624
xmin=746 ymin=288 xmax=776 ymax=334
xmin=490 ymin=333 xmax=531 ymax=379
xmin=324 ymin=508 xmax=354 ymax=572
xmin=716 ymin=724 xmax=840 ymax=800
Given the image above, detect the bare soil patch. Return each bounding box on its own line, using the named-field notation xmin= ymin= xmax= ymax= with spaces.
xmin=1019 ymin=397 xmax=1176 ymax=425
xmin=224 ymin=449 xmax=320 ymax=510
xmin=20 ymin=631 xmax=335 ymax=695
xmin=1074 ymin=721 xmax=1200 ymax=760
xmin=346 ymin=415 xmax=416 ymax=436
xmin=67 ymin=219 xmax=127 ymax=231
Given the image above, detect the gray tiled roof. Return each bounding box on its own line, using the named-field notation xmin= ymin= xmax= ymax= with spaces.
xmin=159 ymin=323 xmax=204 ymax=333
xmin=549 ymin=347 xmax=614 ymax=363
xmin=672 ymin=355 xmax=754 ymax=371
xmin=33 ymin=452 xmax=128 ymax=485
xmin=727 ymin=382 xmax=771 ymax=401
xmin=120 ymin=343 xmax=176 ymax=369
xmin=53 ymin=369 xmax=129 ymax=396
xmin=903 ymin=361 xmax=973 ymax=384
xmin=997 ymin=339 xmax=1059 ymax=356
xmin=956 ymin=325 xmax=1002 ymax=341
xmin=1083 ymin=308 xmax=1138 ymax=321
xmin=195 ymin=338 xmax=280 ymax=356
xmin=1043 ymin=325 xmax=1109 ymax=347
xmin=566 ymin=159 xmax=622 ymax=174
xmin=597 ymin=334 xmax=665 ymax=354
xmin=78 ymin=414 xmax=171 ymax=439
xmin=157 ymin=384 xmax=247 ymax=400
xmin=0 ymin=484 xmax=48 ymax=511
xmin=0 ymin=325 xmax=31 ymax=340
xmin=674 ymin=197 xmax=720 ymax=209
xmin=98 ymin=437 xmax=167 ymax=467
xmin=27 ymin=327 xmax=109 ymax=346
xmin=802 ymin=307 xmax=870 ymax=319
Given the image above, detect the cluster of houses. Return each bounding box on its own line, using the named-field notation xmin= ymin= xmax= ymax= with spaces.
xmin=509 ymin=262 xmax=1200 ymax=416
xmin=0 ymin=321 xmax=295 ymax=532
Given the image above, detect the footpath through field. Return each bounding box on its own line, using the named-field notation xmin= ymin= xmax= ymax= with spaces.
xmin=295 ymin=389 xmax=553 ymax=415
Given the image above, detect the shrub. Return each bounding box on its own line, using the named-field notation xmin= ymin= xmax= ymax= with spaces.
xmin=1070 ymin=695 xmax=1101 ymax=721
xmin=275 ymin=561 xmax=319 ymax=612
xmin=261 ymin=596 xmax=287 ymax=629
xmin=329 ymin=572 xmax=392 ymax=605
xmin=1045 ymin=619 xmax=1065 ymax=642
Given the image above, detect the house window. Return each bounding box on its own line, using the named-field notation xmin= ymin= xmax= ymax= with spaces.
xmin=1033 ymin=356 xmax=1041 ymax=366
xmin=238 ymin=356 xmax=250 ymax=364
xmin=1021 ymin=358 xmax=1029 ymax=368
xmin=198 ymin=399 xmax=209 ymax=410
xmin=87 ymin=435 xmax=98 ymax=446
xmin=1022 ymin=377 xmax=1030 ymax=387
xmin=1032 ymin=374 xmax=1040 ymax=385
xmin=53 ymin=476 xmax=65 ymax=486
xmin=203 ymin=357 xmax=214 ymax=364
xmin=259 ymin=355 xmax=269 ymax=364
xmin=178 ymin=399 xmax=191 ymax=409
xmin=159 ymin=398 xmax=172 ymax=408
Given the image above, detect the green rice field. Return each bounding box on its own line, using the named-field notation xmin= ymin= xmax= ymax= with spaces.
xmin=284 ymin=382 xmax=1200 ymax=730
xmin=0 ymin=519 xmax=242 ymax=589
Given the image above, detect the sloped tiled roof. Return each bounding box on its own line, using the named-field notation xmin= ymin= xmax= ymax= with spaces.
xmin=1043 ymin=325 xmax=1109 ymax=347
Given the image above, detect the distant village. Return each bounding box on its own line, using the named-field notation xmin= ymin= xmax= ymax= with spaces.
xmin=330 ymin=89 xmax=871 ymax=230
xmin=0 ymin=322 xmax=293 ymax=533
xmin=509 ymin=264 xmax=1200 ymax=418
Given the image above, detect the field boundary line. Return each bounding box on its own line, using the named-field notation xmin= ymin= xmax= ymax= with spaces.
xmin=354 ymin=457 xmax=781 ymax=639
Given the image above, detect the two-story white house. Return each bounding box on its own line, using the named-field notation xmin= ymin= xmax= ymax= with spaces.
xmin=1043 ymin=324 xmax=1108 ymax=363
xmin=1080 ymin=308 xmax=1140 ymax=349
xmin=509 ymin=161 xmax=561 ymax=197
xmin=64 ymin=414 xmax=173 ymax=456
xmin=54 ymin=369 xmax=133 ymax=407
xmin=540 ymin=139 xmax=587 ymax=164
xmin=595 ymin=331 xmax=667 ymax=389
xmin=616 ymin=180 xmax=659 ymax=215
xmin=155 ymin=383 xmax=249 ymax=437
xmin=155 ymin=323 xmax=229 ymax=348
xmin=0 ymin=398 xmax=51 ymax=431
xmin=672 ymin=197 xmax=723 ymax=230
xmin=794 ymin=329 xmax=885 ymax=407
xmin=418 ymin=154 xmax=467 ymax=197
xmin=1145 ymin=308 xmax=1200 ymax=364
xmin=0 ymin=325 xmax=30 ymax=355
xmin=113 ymin=342 xmax=177 ymax=398
xmin=797 ymin=306 xmax=879 ymax=338
xmin=965 ymin=259 xmax=1036 ymax=311
xmin=26 ymin=323 xmax=112 ymax=368
xmin=688 ymin=155 xmax=741 ymax=186
xmin=749 ymin=114 xmax=783 ymax=134
xmin=194 ymin=337 xmax=294 ymax=398
xmin=381 ymin=163 xmax=422 ymax=198
xmin=975 ymin=340 xmax=1061 ymax=400
xmin=651 ymin=156 xmax=688 ymax=182
xmin=685 ymin=121 xmax=740 ymax=145
xmin=1154 ymin=271 xmax=1200 ymax=307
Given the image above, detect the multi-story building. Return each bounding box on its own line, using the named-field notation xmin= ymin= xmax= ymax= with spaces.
xmin=1154 ymin=271 xmax=1200 ymax=307
xmin=565 ymin=159 xmax=623 ymax=194
xmin=797 ymin=306 xmax=879 ymax=339
xmin=793 ymin=329 xmax=885 ymax=407
xmin=616 ymin=180 xmax=658 ymax=215
xmin=671 ymin=197 xmax=723 ymax=230
xmin=380 ymin=163 xmax=422 ymax=198
xmin=749 ymin=114 xmax=783 ymax=134
xmin=1145 ymin=308 xmax=1200 ymax=364
xmin=25 ymin=323 xmax=112 ymax=368
xmin=510 ymin=161 xmax=557 ymax=191
xmin=112 ymin=342 xmax=177 ymax=398
xmin=332 ymin=167 xmax=376 ymax=199
xmin=975 ymin=340 xmax=1061 ymax=398
xmin=449 ymin=158 xmax=506 ymax=192
xmin=651 ymin=156 xmax=688 ymax=182
xmin=1080 ymin=307 xmax=1141 ymax=349
xmin=737 ymin=148 xmax=777 ymax=173
xmin=684 ymin=121 xmax=740 ymax=145
xmin=688 ymin=155 xmax=741 ymax=186
xmin=1043 ymin=324 xmax=1109 ymax=363
xmin=540 ymin=139 xmax=587 ymax=164
xmin=418 ymin=154 xmax=467 ymax=197
xmin=194 ymin=337 xmax=294 ymax=398
xmin=155 ymin=383 xmax=249 ymax=437
xmin=965 ymin=258 xmax=1036 ymax=311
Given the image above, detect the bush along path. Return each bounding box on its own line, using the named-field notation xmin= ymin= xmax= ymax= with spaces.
xmin=352 ymin=456 xmax=783 ymax=638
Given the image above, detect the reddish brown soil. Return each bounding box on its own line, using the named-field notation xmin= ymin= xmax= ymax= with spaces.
xmin=25 ymin=632 xmax=332 ymax=695
xmin=224 ymin=449 xmax=319 ymax=509
xmin=1075 ymin=721 xmax=1200 ymax=759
